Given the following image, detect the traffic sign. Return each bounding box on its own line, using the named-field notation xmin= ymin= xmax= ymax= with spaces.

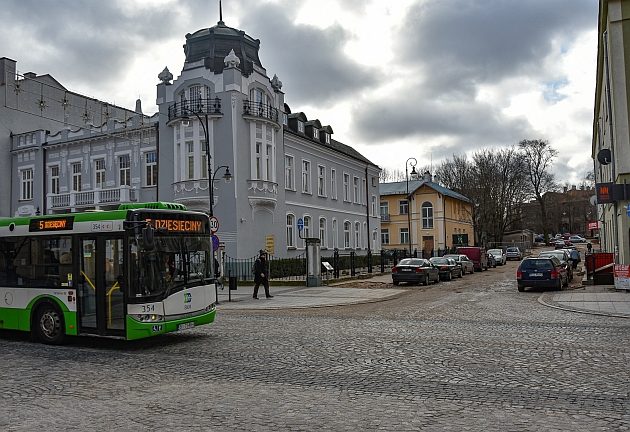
xmin=297 ymin=217 xmax=304 ymax=232
xmin=211 ymin=234 xmax=220 ymax=251
xmin=209 ymin=216 xmax=219 ymax=233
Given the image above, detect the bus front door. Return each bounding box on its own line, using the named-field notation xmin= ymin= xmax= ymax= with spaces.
xmin=77 ymin=237 xmax=125 ymax=337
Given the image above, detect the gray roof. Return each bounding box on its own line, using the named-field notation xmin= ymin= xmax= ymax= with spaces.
xmin=380 ymin=180 xmax=472 ymax=203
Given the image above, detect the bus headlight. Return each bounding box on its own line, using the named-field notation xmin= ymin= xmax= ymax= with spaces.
xmin=205 ymin=303 xmax=216 ymax=312
xmin=131 ymin=314 xmax=164 ymax=322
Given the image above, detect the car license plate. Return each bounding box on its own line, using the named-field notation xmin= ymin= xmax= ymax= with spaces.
xmin=177 ymin=322 xmax=195 ymax=331
xmin=529 ymin=273 xmax=543 ymax=277
xmin=401 ymin=268 xmax=412 ymax=272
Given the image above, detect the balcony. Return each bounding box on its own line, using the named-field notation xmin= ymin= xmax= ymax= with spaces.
xmin=243 ymin=100 xmax=279 ymax=124
xmin=47 ymin=186 xmax=137 ymax=211
xmin=167 ymin=98 xmax=222 ymax=122
xmin=381 ymin=214 xmax=391 ymax=222
xmin=247 ymin=179 xmax=278 ymax=210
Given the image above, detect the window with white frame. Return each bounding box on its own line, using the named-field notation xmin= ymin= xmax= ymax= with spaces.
xmin=303 ymin=216 xmax=311 ymax=247
xmin=400 ymin=228 xmax=409 ymax=244
xmin=319 ymin=217 xmax=327 ymax=248
xmin=50 ymin=165 xmax=60 ymax=195
xmin=20 ymin=168 xmax=33 ymax=200
xmin=119 ymin=154 xmax=131 ymax=186
xmin=317 ymin=165 xmax=326 ymax=196
xmin=372 ymin=176 xmax=377 ymax=187
xmin=399 ymin=200 xmax=409 ymax=215
xmin=286 ymin=214 xmax=295 ymax=248
xmin=285 ymin=155 xmax=294 ymax=190
xmin=200 ymin=142 xmax=208 ymax=179
xmin=302 ymin=160 xmax=311 ymax=193
xmin=354 ymin=222 xmax=361 ymax=249
xmin=381 ymin=229 xmax=390 ymax=245
xmin=331 ymin=169 xmax=337 ymax=200
xmin=371 ymin=195 xmax=377 ymax=216
xmin=298 ymin=121 xmax=304 ymax=133
xmin=343 ymin=221 xmax=351 ymax=248
xmin=250 ymin=87 xmax=266 ymax=107
xmin=363 ymin=223 xmax=368 ymax=249
xmin=313 ymin=128 xmax=319 ymax=140
xmin=72 ymin=162 xmax=82 ymax=192
xmin=372 ymin=230 xmax=378 ymax=247
xmin=282 ymin=112 xmax=288 ymax=125
xmin=380 ymin=202 xmax=389 ymax=218
xmin=353 ymin=177 xmax=360 ymax=203
xmin=94 ymin=159 xmax=105 ymax=189
xmin=265 ymin=144 xmax=272 ymax=181
xmin=332 ymin=219 xmax=338 ymax=249
xmin=343 ymin=173 xmax=350 ymax=201
xmin=186 ymin=142 xmax=195 ymax=180
xmin=145 ymin=151 xmax=158 ymax=186
xmin=255 ymin=142 xmax=262 ymax=180
xmin=422 ymin=202 xmax=434 ymax=228
xmin=189 ymin=84 xmax=202 ymax=110
xmin=325 ymin=133 xmax=330 ymax=144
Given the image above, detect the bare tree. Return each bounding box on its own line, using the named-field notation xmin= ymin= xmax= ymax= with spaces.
xmin=379 ymin=168 xmax=406 ymax=183
xmin=518 ymin=139 xmax=558 ymax=241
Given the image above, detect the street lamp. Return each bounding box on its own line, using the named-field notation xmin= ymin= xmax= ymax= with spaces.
xmin=181 ymin=107 xmax=230 ymax=216
xmin=406 ymin=157 xmax=418 ymax=255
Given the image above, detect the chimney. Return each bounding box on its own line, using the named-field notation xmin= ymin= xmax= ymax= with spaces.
xmin=572 ymin=185 xmax=577 ymax=190
xmin=135 ymin=98 xmax=143 ymax=114
xmin=23 ymin=72 xmax=36 ymax=79
xmin=0 ymin=57 xmax=16 ymax=86
xmin=422 ymin=171 xmax=432 ymax=182
xmin=563 ymin=186 xmax=568 ymax=193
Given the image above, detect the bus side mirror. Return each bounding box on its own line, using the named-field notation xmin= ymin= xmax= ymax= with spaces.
xmin=142 ymin=225 xmax=155 ymax=251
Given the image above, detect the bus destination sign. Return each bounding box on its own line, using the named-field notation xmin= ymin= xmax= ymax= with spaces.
xmin=29 ymin=216 xmax=75 ymax=232
xmin=146 ymin=218 xmax=205 ymax=233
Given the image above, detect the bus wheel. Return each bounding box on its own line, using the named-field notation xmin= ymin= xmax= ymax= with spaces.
xmin=35 ymin=303 xmax=65 ymax=345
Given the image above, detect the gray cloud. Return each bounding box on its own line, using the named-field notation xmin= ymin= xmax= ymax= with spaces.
xmin=234 ymin=1 xmax=377 ymax=106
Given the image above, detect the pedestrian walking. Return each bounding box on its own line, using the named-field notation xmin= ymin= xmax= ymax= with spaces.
xmin=587 ymin=242 xmax=593 ymax=253
xmin=253 ymin=250 xmax=273 ymax=299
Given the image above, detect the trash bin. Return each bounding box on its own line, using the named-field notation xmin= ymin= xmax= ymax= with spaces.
xmin=229 ymin=276 xmax=237 ymax=291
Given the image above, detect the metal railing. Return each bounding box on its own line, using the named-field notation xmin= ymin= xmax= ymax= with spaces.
xmin=224 ymin=253 xmax=307 ymax=282
xmin=168 ymin=98 xmax=222 ymax=121
xmin=243 ymin=100 xmax=279 ymax=122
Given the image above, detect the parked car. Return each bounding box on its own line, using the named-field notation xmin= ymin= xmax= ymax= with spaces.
xmin=554 ymin=240 xmax=566 ymax=249
xmin=517 ymin=256 xmax=569 ymax=292
xmin=538 ymin=250 xmax=574 ymax=281
xmin=456 ymin=246 xmax=488 ymax=271
xmin=443 ymin=254 xmax=475 ymax=275
xmin=391 ymin=258 xmax=440 ymax=286
xmin=487 ymin=248 xmax=507 ymax=265
xmin=569 ymin=235 xmax=587 ymax=244
xmin=534 ymin=235 xmax=545 ymax=243
xmin=429 ymin=257 xmax=463 ymax=280
xmin=506 ymin=246 xmax=523 ymax=261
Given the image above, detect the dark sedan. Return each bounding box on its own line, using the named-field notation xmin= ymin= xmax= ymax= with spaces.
xmin=517 ymin=257 xmax=568 ymax=292
xmin=392 ymin=258 xmax=440 ymax=286
xmin=429 ymin=257 xmax=463 ymax=281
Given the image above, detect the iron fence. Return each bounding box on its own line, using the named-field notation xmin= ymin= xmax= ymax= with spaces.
xmin=224 ymin=253 xmax=307 ymax=282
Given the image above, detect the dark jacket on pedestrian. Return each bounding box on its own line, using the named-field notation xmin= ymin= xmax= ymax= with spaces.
xmin=253 ymin=256 xmax=268 ymax=284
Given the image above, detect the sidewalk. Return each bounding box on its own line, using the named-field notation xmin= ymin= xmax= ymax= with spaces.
xmin=216 ymin=283 xmax=405 ymax=310
xmin=538 ymin=285 xmax=630 ymax=319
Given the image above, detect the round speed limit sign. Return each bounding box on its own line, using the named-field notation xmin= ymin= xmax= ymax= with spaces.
xmin=209 ymin=216 xmax=219 ymax=233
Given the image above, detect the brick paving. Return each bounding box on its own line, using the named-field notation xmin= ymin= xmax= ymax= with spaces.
xmin=1 ymin=261 xmax=629 ymax=431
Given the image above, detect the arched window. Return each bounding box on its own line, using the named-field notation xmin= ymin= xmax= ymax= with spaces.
xmin=343 ymin=221 xmax=351 ymax=249
xmin=422 ymin=202 xmax=434 ymax=229
xmin=319 ymin=217 xmax=327 ymax=248
xmin=332 ymin=218 xmax=338 ymax=249
xmin=303 ymin=216 xmax=311 ymax=248
xmin=354 ymin=222 xmax=361 ymax=249
xmin=286 ymin=214 xmax=295 ymax=248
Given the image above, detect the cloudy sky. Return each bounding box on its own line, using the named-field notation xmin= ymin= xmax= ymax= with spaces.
xmin=0 ymin=0 xmax=598 ymax=184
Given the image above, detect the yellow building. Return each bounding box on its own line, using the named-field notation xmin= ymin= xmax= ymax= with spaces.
xmin=379 ymin=174 xmax=475 ymax=256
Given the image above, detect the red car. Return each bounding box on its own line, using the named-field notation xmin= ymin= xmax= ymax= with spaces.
xmin=456 ymin=246 xmax=488 ymax=271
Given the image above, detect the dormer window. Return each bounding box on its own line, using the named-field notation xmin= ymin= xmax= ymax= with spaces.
xmin=325 ymin=133 xmax=330 ymax=144
xmin=313 ymin=128 xmax=319 ymax=140
xmin=282 ymin=113 xmax=288 ymax=125
xmin=298 ymin=121 xmax=304 ymax=133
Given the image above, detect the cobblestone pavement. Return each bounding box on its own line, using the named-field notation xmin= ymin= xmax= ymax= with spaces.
xmin=1 ymin=261 xmax=629 ymax=431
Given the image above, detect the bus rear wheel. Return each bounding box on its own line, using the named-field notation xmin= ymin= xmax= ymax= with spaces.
xmin=35 ymin=303 xmax=65 ymax=345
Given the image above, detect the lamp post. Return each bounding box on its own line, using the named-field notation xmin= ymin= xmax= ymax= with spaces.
xmin=210 ymin=165 xmax=232 ymax=216
xmin=405 ymin=157 xmax=418 ymax=255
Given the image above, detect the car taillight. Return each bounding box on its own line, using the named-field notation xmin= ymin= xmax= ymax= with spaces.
xmin=440 ymin=266 xmax=448 ymax=270
xmin=516 ymin=270 xmax=522 ymax=279
xmin=415 ymin=268 xmax=424 ymax=273
xmin=392 ymin=267 xmax=398 ymax=273
xmin=550 ymin=269 xmax=559 ymax=279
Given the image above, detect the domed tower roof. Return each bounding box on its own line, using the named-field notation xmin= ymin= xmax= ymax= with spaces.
xmin=183 ymin=20 xmax=263 ymax=76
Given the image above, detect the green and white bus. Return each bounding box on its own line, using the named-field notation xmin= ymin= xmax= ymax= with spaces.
xmin=0 ymin=202 xmax=217 ymax=344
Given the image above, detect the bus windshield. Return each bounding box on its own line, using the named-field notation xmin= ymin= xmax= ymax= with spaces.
xmin=129 ymin=234 xmax=212 ymax=301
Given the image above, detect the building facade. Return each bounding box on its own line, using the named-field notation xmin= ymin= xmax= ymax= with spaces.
xmin=5 ymin=19 xmax=380 ymax=259
xmin=592 ymin=0 xmax=630 ymax=261
xmin=379 ymin=173 xmax=474 ymax=256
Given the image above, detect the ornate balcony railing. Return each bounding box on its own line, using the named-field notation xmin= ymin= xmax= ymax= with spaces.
xmin=47 ymin=186 xmax=137 ymax=211
xmin=243 ymin=100 xmax=279 ymax=123
xmin=381 ymin=214 xmax=391 ymax=222
xmin=168 ymin=98 xmax=222 ymax=122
